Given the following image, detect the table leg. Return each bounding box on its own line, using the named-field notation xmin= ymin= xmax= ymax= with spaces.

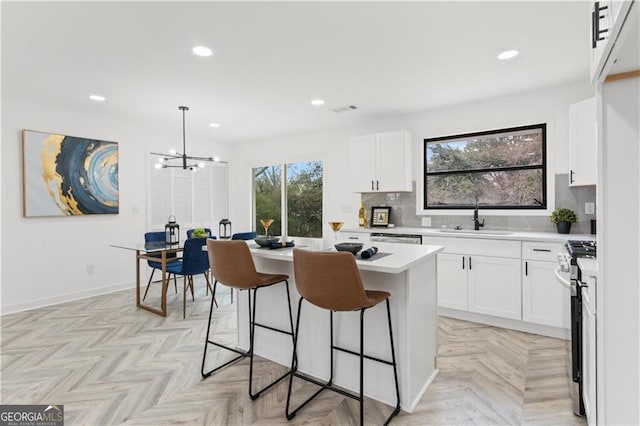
xmin=136 ymin=250 xmax=141 ymax=307
xmin=136 ymin=250 xmax=169 ymax=317
xmin=161 ymin=251 xmax=168 ymax=316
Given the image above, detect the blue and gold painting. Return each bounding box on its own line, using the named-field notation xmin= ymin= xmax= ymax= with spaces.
xmin=22 ymin=129 xmax=119 ymax=217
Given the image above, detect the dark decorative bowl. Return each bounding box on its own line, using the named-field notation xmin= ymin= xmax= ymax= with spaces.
xmin=334 ymin=242 xmax=364 ymax=255
xmin=255 ymin=236 xmax=280 ymax=247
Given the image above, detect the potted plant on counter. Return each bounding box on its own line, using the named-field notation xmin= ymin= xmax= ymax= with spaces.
xmin=551 ymin=207 xmax=577 ymax=234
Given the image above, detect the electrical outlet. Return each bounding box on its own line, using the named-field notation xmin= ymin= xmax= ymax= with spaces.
xmin=585 ymin=202 xmax=595 ymax=215
xmin=421 ymin=217 xmax=432 ymax=227
xmin=86 ymin=264 xmax=95 ymax=275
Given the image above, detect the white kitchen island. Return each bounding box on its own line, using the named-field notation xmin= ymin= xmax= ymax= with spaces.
xmin=232 ymin=242 xmax=443 ymax=412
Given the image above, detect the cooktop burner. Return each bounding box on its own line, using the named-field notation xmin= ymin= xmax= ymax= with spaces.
xmin=566 ymin=240 xmax=597 ymax=259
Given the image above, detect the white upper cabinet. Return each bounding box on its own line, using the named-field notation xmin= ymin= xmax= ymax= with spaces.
xmin=569 ymin=97 xmax=597 ymax=187
xmin=351 ymin=130 xmax=412 ymax=193
xmin=591 ymin=0 xmax=635 ymax=81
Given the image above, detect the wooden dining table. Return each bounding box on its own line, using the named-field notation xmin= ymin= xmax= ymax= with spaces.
xmin=110 ymin=241 xmax=183 ymax=317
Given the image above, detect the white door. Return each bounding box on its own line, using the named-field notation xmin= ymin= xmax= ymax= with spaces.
xmin=522 ymin=260 xmax=565 ymax=327
xmin=351 ymin=134 xmax=377 ymax=192
xmin=467 ymin=255 xmax=521 ymax=320
xmin=376 ymin=130 xmax=411 ymax=192
xmin=437 ymin=253 xmax=468 ymax=311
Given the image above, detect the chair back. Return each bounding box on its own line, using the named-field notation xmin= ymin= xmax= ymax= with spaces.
xmin=144 ymin=231 xmax=177 ymax=265
xmin=186 ymin=228 xmax=216 ymax=239
xmin=232 ymin=231 xmax=258 ymax=240
xmin=207 ymin=240 xmax=261 ymax=289
xmin=180 ymin=237 xmax=210 ymax=275
xmin=293 ymin=248 xmax=369 ymax=312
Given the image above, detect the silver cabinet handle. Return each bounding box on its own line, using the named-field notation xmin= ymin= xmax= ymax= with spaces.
xmin=533 ymin=249 xmax=551 ymax=252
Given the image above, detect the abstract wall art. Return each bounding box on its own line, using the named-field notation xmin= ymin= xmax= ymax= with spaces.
xmin=22 ymin=129 xmax=119 ymax=217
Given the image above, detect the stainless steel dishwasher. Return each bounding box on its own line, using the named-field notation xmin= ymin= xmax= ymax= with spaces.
xmin=370 ymin=233 xmax=422 ymax=244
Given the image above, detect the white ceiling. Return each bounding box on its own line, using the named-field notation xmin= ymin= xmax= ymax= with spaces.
xmin=2 ymin=1 xmax=592 ymax=144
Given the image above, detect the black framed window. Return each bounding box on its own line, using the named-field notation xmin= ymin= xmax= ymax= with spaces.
xmin=423 ymin=123 xmax=547 ymax=209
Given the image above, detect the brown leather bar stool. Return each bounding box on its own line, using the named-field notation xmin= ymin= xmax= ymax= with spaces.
xmin=202 ymin=239 xmax=295 ymax=400
xmin=287 ymin=248 xmax=400 ymax=425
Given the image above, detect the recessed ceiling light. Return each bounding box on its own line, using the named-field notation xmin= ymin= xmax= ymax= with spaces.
xmin=497 ymin=50 xmax=519 ymax=60
xmin=209 ymin=123 xmax=220 ymax=128
xmin=311 ymin=99 xmax=325 ymax=106
xmin=192 ymin=46 xmax=213 ymax=57
xmin=89 ymin=94 xmax=105 ymax=101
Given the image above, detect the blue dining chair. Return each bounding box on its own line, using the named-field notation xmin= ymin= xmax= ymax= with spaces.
xmin=165 ymin=237 xmax=216 ymax=318
xmin=231 ymin=231 xmax=258 ymax=240
xmin=186 ymin=228 xmax=216 ymax=239
xmin=143 ymin=231 xmax=178 ymax=301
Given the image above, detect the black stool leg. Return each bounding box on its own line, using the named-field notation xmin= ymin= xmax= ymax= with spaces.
xmin=286 ymin=299 xmax=401 ymax=425
xmin=248 ymin=281 xmax=296 ymax=400
xmin=286 ymin=298 xmax=303 ymax=419
xmin=360 ymin=308 xmax=365 ymax=426
xmin=385 ymin=298 xmax=401 ymax=424
xmin=201 ymin=281 xmax=249 ymax=378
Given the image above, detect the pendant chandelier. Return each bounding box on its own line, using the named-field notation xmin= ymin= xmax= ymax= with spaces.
xmin=152 ymin=106 xmax=220 ymax=170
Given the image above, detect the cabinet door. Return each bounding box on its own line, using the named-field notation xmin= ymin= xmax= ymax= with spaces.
xmin=437 ymin=253 xmax=468 ymax=311
xmin=351 ymin=134 xmax=377 ymax=192
xmin=569 ymin=97 xmax=597 ymax=186
xmin=467 ymin=256 xmax=521 ymax=320
xmin=376 ymin=130 xmax=412 ymax=192
xmin=582 ymin=286 xmax=597 ymax=425
xmin=591 ymin=0 xmax=612 ymax=80
xmin=522 ymin=260 xmax=566 ymax=328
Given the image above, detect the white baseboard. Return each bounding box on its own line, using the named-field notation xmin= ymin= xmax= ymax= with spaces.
xmin=1 ymin=281 xmax=135 ymax=315
xmin=408 ymin=368 xmax=439 ymax=413
xmin=439 ymin=308 xmax=570 ymax=340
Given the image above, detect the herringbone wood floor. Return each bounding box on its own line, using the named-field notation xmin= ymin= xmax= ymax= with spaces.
xmin=1 ymin=277 xmax=586 ymax=425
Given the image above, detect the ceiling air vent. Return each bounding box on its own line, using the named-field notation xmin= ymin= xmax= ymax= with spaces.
xmin=332 ymin=105 xmax=358 ymax=113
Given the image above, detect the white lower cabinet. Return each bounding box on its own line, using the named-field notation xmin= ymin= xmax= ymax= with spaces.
xmin=428 ymin=236 xmax=522 ymax=321
xmin=467 ymin=255 xmax=521 ymax=320
xmin=522 ymin=260 xmax=565 ymax=328
xmin=437 ymin=253 xmax=468 ymax=311
xmin=522 ymin=241 xmax=566 ymax=328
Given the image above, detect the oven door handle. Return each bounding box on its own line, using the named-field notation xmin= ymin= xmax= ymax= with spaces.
xmin=554 ymin=265 xmax=571 ymax=289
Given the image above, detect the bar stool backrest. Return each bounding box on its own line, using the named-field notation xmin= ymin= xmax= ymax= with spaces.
xmin=293 ymin=248 xmax=369 ymax=312
xmin=207 ymin=239 xmax=260 ymax=289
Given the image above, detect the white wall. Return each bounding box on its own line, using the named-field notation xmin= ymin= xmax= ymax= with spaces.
xmin=1 ymin=97 xmax=231 ymax=313
xmin=228 ymin=82 xmax=593 ymax=237
xmin=1 ymin=82 xmax=591 ymax=313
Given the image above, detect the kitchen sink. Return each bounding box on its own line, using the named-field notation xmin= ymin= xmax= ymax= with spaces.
xmin=435 ymin=229 xmax=513 ymax=236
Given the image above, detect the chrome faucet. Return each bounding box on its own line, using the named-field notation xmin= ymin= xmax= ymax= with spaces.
xmin=473 ymin=202 xmax=485 ymax=231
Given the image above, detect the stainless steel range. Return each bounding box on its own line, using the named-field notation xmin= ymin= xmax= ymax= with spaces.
xmin=556 ymin=240 xmax=597 ymax=417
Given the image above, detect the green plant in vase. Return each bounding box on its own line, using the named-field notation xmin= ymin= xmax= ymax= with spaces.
xmin=192 ymin=227 xmax=208 ymax=238
xmin=550 ymin=207 xmax=577 ymax=234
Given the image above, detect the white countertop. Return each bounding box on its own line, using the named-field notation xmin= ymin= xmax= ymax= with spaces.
xmin=578 ymin=258 xmax=598 ymax=278
xmin=249 ymin=242 xmax=443 ymax=274
xmin=343 ymin=226 xmax=596 ymax=243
